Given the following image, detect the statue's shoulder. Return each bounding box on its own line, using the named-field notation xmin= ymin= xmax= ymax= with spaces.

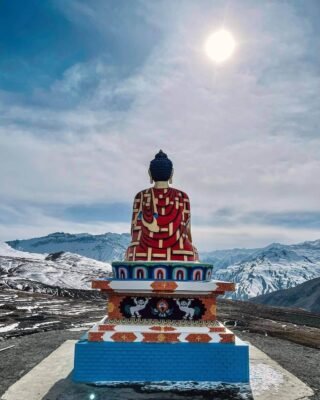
xmin=134 ymin=188 xmax=152 ymax=199
xmin=170 ymin=187 xmax=189 ymax=200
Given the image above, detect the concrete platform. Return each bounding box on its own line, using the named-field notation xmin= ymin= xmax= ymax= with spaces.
xmin=1 ymin=340 xmax=314 ymax=400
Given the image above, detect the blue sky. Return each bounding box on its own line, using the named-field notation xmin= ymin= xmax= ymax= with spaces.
xmin=0 ymin=0 xmax=320 ymax=250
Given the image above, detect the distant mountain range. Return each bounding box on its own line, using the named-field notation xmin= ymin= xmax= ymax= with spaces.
xmin=202 ymin=247 xmax=259 ymax=269
xmin=5 ymin=233 xmax=320 ymax=306
xmin=251 ymin=277 xmax=320 ymax=313
xmin=0 ymin=242 xmax=111 ymax=296
xmin=7 ymin=232 xmax=130 ymax=262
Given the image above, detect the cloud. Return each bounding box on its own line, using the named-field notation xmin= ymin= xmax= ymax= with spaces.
xmin=201 ymin=209 xmax=320 ymax=229
xmin=0 ymin=0 xmax=320 ymax=248
xmin=193 ymin=223 xmax=320 ymax=251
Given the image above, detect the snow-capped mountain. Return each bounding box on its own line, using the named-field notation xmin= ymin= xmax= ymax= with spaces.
xmin=0 ymin=241 xmax=45 ymax=260
xmin=7 ymin=232 xmax=130 ymax=262
xmin=214 ymin=242 xmax=320 ymax=300
xmin=290 ymin=239 xmax=320 ymax=262
xmin=0 ymin=242 xmax=111 ymax=295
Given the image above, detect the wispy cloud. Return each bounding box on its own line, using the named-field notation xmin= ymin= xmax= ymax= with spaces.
xmin=0 ymin=0 xmax=319 ymax=248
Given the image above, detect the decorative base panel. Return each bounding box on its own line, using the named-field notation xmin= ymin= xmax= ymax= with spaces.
xmin=87 ymin=317 xmax=235 ymax=344
xmin=73 ymin=338 xmax=249 ymax=383
xmin=106 ymin=293 xmax=217 ymax=321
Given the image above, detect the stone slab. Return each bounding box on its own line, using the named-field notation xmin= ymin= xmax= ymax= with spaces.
xmin=249 ymin=345 xmax=314 ymax=400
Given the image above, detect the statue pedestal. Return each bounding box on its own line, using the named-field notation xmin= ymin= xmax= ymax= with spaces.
xmin=73 ymin=262 xmax=249 ymax=383
xmin=73 ymin=337 xmax=249 ymax=383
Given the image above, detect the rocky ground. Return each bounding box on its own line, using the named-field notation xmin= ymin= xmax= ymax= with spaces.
xmin=219 ymin=299 xmax=320 ymax=349
xmin=0 ymin=289 xmax=106 ymax=339
xmin=0 ymin=289 xmax=319 ymax=399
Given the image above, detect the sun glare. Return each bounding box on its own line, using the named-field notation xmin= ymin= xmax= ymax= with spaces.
xmin=205 ymin=29 xmax=236 ymax=63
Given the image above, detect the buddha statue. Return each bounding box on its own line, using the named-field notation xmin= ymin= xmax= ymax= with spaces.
xmin=125 ymin=150 xmax=199 ymax=262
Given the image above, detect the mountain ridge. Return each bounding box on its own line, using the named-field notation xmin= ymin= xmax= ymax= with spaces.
xmin=5 ymin=233 xmax=320 ymax=302
xmin=7 ymin=232 xmax=130 ymax=262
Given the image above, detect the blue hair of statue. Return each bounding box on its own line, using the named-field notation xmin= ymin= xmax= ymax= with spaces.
xmin=149 ymin=150 xmax=173 ymax=182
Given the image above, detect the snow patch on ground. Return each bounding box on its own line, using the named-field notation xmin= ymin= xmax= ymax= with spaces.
xmin=16 ymin=306 xmax=38 ymax=311
xmin=91 ymin=381 xmax=252 ymax=398
xmin=33 ymin=321 xmax=61 ymax=328
xmin=250 ymin=363 xmax=284 ymax=395
xmin=0 ymin=322 xmax=19 ymax=332
xmin=0 ymin=311 xmax=14 ymax=317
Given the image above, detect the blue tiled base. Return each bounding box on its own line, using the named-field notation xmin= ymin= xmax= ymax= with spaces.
xmin=73 ymin=338 xmax=249 ymax=383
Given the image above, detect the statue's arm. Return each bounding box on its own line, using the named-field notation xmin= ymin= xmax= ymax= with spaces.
xmin=131 ymin=192 xmax=142 ymax=235
xmin=187 ymin=220 xmax=193 ymax=243
xmin=184 ymin=193 xmax=193 ymax=243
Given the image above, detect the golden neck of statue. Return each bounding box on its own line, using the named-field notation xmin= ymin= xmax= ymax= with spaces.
xmin=153 ymin=181 xmax=169 ymax=189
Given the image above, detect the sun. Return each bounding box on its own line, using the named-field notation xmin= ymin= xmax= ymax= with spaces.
xmin=204 ymin=29 xmax=236 ymax=63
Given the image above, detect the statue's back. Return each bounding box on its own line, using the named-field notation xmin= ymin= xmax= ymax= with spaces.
xmin=125 ymin=185 xmax=198 ymax=262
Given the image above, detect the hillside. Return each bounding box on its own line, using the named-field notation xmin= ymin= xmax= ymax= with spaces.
xmin=250 ymin=277 xmax=320 ymax=313
xmin=0 ymin=242 xmax=111 ymax=295
xmin=214 ymin=242 xmax=320 ymax=300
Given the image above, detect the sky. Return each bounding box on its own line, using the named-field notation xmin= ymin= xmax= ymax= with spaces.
xmin=1 ymin=0 xmax=320 ymax=251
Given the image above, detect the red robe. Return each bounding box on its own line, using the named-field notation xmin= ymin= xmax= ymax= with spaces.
xmin=125 ymin=187 xmax=199 ymax=262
